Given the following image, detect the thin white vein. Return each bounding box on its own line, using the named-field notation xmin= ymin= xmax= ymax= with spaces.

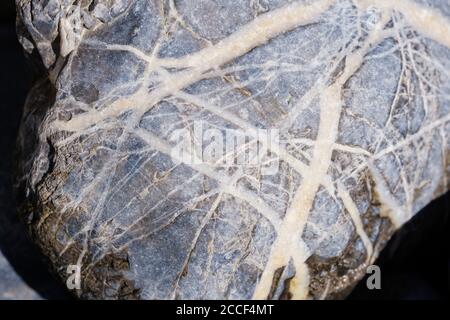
xmin=134 ymin=127 xmax=282 ymax=230
xmin=173 ymin=91 xmax=339 ymax=196
xmin=357 ymin=0 xmax=450 ymax=49
xmin=336 ymin=182 xmax=373 ymax=264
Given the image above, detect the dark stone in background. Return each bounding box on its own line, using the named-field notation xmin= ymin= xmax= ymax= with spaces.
xmin=0 ymin=0 xmax=447 ymax=300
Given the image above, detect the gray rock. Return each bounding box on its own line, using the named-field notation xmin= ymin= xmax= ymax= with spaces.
xmin=15 ymin=0 xmax=450 ymax=299
xmin=0 ymin=255 xmax=42 ymax=300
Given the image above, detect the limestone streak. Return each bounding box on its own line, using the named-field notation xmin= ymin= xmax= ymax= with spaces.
xmin=53 ymin=0 xmax=334 ymax=132
xmin=252 ymin=12 xmax=392 ymax=300
xmin=357 ymin=0 xmax=450 ymax=49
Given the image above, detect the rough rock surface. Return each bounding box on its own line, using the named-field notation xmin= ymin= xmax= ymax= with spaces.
xmin=15 ymin=0 xmax=450 ymax=299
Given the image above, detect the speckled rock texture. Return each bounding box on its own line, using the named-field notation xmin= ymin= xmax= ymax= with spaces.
xmin=15 ymin=0 xmax=450 ymax=299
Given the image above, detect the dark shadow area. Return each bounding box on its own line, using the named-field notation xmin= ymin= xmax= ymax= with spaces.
xmin=0 ymin=1 xmax=71 ymax=300
xmin=348 ymin=193 xmax=449 ymax=300
xmin=0 ymin=0 xmax=448 ymax=300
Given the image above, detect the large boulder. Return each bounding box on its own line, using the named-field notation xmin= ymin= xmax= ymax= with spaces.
xmin=15 ymin=0 xmax=450 ymax=299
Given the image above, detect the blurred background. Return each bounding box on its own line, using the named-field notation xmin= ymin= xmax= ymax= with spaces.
xmin=0 ymin=1 xmax=448 ymax=300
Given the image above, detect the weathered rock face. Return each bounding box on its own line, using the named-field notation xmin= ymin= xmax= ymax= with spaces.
xmin=15 ymin=0 xmax=450 ymax=299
